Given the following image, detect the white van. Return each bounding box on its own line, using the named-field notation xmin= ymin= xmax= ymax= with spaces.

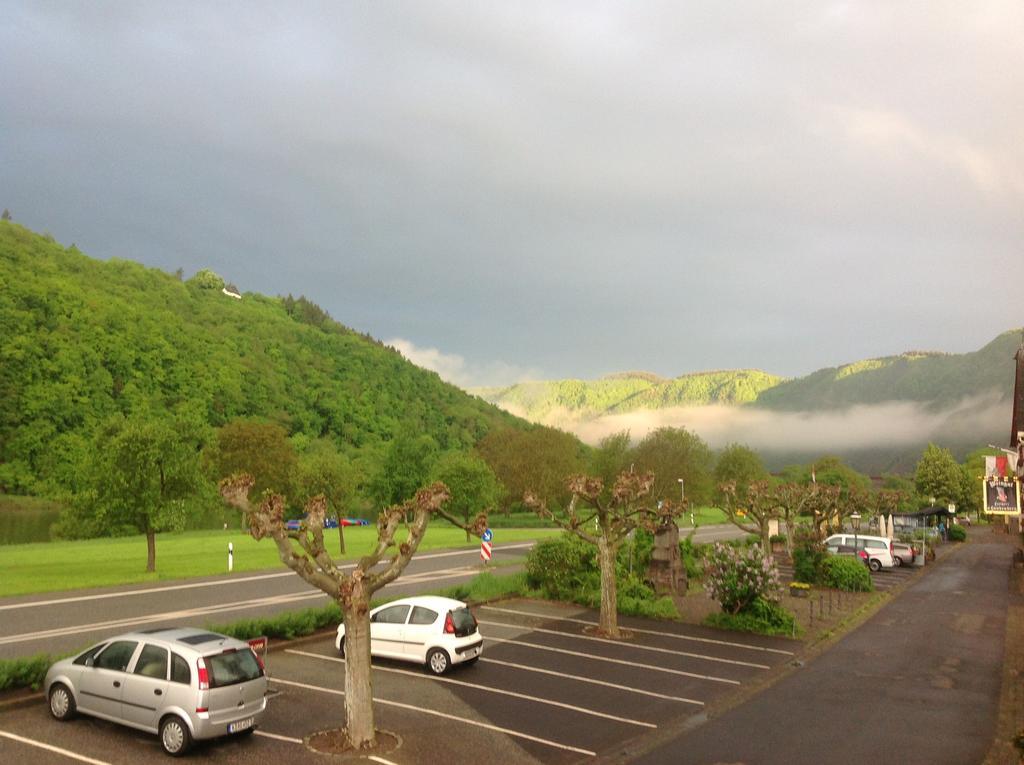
xmin=824 ymin=534 xmax=896 ymax=572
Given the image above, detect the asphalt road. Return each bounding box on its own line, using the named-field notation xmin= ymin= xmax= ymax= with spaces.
xmin=622 ymin=538 xmax=1012 ymax=765
xmin=0 ymin=525 xmax=746 ymax=661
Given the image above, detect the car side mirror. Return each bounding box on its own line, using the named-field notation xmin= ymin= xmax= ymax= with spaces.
xmin=84 ymin=657 xmax=94 ymax=668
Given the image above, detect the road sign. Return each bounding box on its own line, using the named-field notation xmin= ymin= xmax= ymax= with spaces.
xmin=481 ymin=528 xmax=493 ymax=542
xmin=480 ymin=540 xmax=492 ymax=563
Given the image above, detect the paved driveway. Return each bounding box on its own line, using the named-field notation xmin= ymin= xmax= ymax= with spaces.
xmin=622 ymin=538 xmax=1012 ymax=765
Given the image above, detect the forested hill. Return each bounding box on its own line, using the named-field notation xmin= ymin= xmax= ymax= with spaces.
xmin=475 ymin=334 xmax=1020 ymax=420
xmin=0 ymin=222 xmax=521 ymax=495
xmin=752 ymin=332 xmax=1020 ymax=411
xmin=474 ymin=369 xmax=783 ymax=419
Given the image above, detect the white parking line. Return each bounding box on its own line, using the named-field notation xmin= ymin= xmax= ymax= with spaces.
xmin=0 ymin=543 xmax=534 ymax=612
xmin=480 ymin=605 xmax=795 ymax=656
xmin=479 ymin=657 xmax=705 ymax=706
xmin=0 ymin=730 xmax=111 ymax=764
xmin=254 ymin=730 xmax=303 ymax=744
xmin=0 ymin=567 xmax=480 ymax=646
xmin=479 ymin=619 xmax=770 ymax=669
xmin=286 ymin=648 xmax=658 ymax=729
xmin=484 ymin=635 xmax=740 ymax=685
xmin=270 ymin=676 xmax=597 ymax=757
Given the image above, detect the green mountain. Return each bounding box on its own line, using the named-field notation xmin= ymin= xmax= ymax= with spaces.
xmin=476 ymin=369 xmax=783 ymax=419
xmin=753 ymin=334 xmax=1020 ymax=411
xmin=0 ymin=222 xmax=522 ymax=495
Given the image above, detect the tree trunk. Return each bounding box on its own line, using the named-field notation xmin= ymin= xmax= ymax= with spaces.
xmin=146 ymin=529 xmax=156 ymax=572
xmin=760 ymin=525 xmax=770 ymax=555
xmin=597 ymin=538 xmax=620 ymax=638
xmin=343 ymin=591 xmax=376 ymax=749
xmin=337 ymin=524 xmax=346 ymax=556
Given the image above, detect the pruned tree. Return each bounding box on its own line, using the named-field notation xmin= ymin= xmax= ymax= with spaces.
xmin=524 ymin=470 xmax=684 ymax=638
xmin=219 ymin=475 xmax=484 ymax=750
xmin=719 ymin=479 xmax=781 ymax=551
xmin=773 ymin=482 xmax=823 ymax=554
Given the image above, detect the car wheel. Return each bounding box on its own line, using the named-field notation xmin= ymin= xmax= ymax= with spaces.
xmin=426 ymin=648 xmax=450 ymax=675
xmin=338 ymin=637 xmax=345 ymax=658
xmin=893 ymin=556 xmax=902 ymax=567
xmin=160 ymin=715 xmax=192 ymax=757
xmin=869 ymin=559 xmax=882 ymax=573
xmin=48 ymin=683 xmax=76 ymax=721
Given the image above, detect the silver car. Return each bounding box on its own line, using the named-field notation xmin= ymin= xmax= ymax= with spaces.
xmin=44 ymin=627 xmax=267 ymax=756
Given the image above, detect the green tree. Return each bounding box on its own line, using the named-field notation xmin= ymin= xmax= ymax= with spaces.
xmin=587 ymin=430 xmax=634 ymax=485
xmin=432 ymin=451 xmax=501 ymax=541
xmin=631 ymin=427 xmax=714 ymax=505
xmin=1 ymin=209 xmax=11 ymax=221
xmin=206 ymin=420 xmax=298 ymax=503
xmin=368 ymin=433 xmax=440 ymax=509
xmin=477 ymin=427 xmax=585 ymax=513
xmin=713 ymin=443 xmax=769 ymax=507
xmin=186 ymin=268 xmax=225 ymax=290
xmin=297 ymin=440 xmax=359 ymax=553
xmin=70 ymin=415 xmax=208 ymax=571
xmin=914 ymin=443 xmax=962 ymax=507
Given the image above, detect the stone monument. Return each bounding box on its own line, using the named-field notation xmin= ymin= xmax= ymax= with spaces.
xmin=646 ymin=520 xmax=687 ymax=599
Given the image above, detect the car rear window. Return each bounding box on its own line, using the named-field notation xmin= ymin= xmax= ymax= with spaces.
xmin=206 ymin=649 xmax=263 ymax=688
xmin=450 ymin=607 xmax=477 ymax=637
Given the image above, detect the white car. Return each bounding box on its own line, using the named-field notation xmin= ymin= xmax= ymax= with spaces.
xmin=336 ymin=596 xmax=482 ymax=675
xmin=825 ymin=533 xmax=896 ymax=572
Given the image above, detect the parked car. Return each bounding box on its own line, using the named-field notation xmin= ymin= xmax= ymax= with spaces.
xmin=284 ymin=516 xmax=370 ymax=531
xmin=829 ymin=545 xmax=871 ymax=567
xmin=44 ymin=627 xmax=267 ymax=756
xmin=336 ymin=595 xmax=482 ymax=675
xmin=890 ymin=541 xmax=917 ymax=566
xmin=824 ymin=534 xmax=895 ymax=572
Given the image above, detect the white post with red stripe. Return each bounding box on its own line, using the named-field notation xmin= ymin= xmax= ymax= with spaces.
xmin=480 ymin=527 xmax=493 ymax=564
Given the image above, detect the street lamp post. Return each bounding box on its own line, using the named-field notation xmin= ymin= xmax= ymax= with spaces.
xmin=679 ymin=478 xmax=692 ymax=526
xmin=851 ymin=512 xmax=861 ymax=556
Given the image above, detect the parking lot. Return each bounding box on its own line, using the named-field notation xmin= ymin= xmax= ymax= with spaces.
xmin=0 ymin=598 xmax=796 ymax=764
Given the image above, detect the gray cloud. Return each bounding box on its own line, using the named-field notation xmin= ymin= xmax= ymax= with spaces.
xmin=1 ymin=2 xmax=1022 ymax=385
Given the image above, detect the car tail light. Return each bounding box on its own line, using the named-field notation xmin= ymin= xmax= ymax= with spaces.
xmin=197 ymin=657 xmax=210 ymax=690
xmin=444 ymin=612 xmax=456 ymax=634
xmin=858 ymin=550 xmax=868 ymax=560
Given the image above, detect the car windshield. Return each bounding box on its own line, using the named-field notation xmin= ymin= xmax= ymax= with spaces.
xmin=206 ymin=649 xmax=263 ymax=688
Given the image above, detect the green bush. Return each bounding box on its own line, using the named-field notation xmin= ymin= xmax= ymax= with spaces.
xmin=525 ymin=533 xmax=599 ymax=598
xmin=679 ymin=536 xmax=704 ymax=580
xmin=947 ymin=525 xmax=966 ymax=542
xmin=792 ymin=544 xmax=826 ymax=584
xmin=0 ymin=653 xmax=55 ymax=691
xmin=210 ymin=602 xmax=342 ymax=641
xmin=822 ymin=556 xmax=873 ymax=592
xmin=437 ymin=571 xmax=531 ymax=602
xmin=704 ymin=597 xmax=799 ymax=637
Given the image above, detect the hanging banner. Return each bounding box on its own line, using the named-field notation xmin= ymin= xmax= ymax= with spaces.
xmin=983 ymin=477 xmax=1021 ymax=515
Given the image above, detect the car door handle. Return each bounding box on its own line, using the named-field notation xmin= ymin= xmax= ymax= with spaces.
xmin=113 ymin=681 xmax=121 ymax=688
xmin=154 ymin=689 xmax=163 ymax=696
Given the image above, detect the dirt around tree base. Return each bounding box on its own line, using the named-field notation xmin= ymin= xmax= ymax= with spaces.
xmin=582 ymin=624 xmax=635 ymax=640
xmin=305 ymin=727 xmax=401 ymax=759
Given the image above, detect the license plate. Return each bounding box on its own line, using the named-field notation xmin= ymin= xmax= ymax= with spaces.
xmin=229 ymin=717 xmax=253 ymax=733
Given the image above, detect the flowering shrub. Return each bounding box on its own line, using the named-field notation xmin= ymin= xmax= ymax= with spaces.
xmin=703 ymin=542 xmax=782 ymax=614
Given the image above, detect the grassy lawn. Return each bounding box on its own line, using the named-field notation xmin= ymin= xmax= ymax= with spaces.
xmin=0 ymin=526 xmax=560 ymax=598
xmin=682 ymin=506 xmax=728 ymax=526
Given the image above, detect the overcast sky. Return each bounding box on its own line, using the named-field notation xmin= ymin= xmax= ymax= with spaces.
xmin=2 ymin=1 xmax=1021 ymax=388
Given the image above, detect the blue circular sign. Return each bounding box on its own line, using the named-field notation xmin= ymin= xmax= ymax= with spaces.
xmin=482 ymin=528 xmax=493 ymax=542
